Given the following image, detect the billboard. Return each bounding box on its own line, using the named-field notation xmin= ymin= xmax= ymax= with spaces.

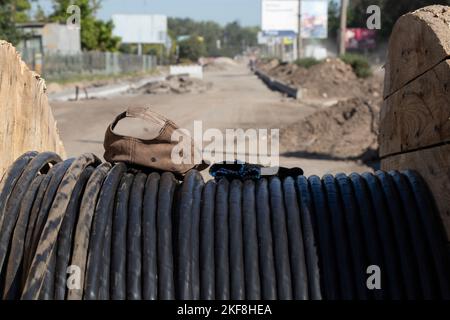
xmin=261 ymin=0 xmax=328 ymax=39
xmin=346 ymin=28 xmax=376 ymax=50
xmin=261 ymin=0 xmax=298 ymax=33
xmin=301 ymin=0 xmax=328 ymax=39
xmin=112 ymin=14 xmax=168 ymax=44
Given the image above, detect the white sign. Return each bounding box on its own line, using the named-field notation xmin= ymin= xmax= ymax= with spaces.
xmin=261 ymin=0 xmax=328 ymax=39
xmin=170 ymin=65 xmax=204 ymax=79
xmin=262 ymin=0 xmax=299 ymax=33
xmin=112 ymin=14 xmax=168 ymax=44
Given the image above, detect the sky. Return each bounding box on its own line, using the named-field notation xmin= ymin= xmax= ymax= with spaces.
xmin=36 ymin=0 xmax=263 ymax=26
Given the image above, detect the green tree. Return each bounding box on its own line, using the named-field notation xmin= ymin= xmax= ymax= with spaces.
xmin=14 ymin=0 xmax=32 ymax=22
xmin=169 ymin=18 xmax=223 ymax=56
xmin=0 ymin=1 xmax=20 ymax=44
xmin=222 ymin=21 xmax=258 ymax=57
xmin=328 ymin=0 xmax=340 ymax=38
xmin=327 ymin=0 xmax=450 ymax=40
xmin=168 ymin=17 xmax=258 ymax=57
xmin=49 ymin=0 xmax=120 ymax=51
xmin=178 ymin=36 xmax=207 ymax=62
xmin=0 ymin=0 xmax=31 ymax=44
xmin=34 ymin=4 xmax=48 ymax=22
xmin=347 ymin=0 xmax=450 ymax=38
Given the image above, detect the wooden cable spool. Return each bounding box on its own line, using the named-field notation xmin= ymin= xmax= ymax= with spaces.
xmin=380 ymin=5 xmax=450 ymax=240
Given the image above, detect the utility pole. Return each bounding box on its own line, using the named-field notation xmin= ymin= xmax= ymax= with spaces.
xmin=297 ymin=0 xmax=302 ymax=59
xmin=339 ymin=0 xmax=348 ymax=56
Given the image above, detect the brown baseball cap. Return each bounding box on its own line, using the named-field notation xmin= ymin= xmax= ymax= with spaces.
xmin=104 ymin=106 xmax=208 ymax=175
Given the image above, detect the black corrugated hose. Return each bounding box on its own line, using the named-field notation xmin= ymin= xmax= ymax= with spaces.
xmin=0 ymin=152 xmax=449 ymax=300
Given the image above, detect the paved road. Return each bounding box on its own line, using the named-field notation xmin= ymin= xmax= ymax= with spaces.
xmin=51 ymin=64 xmax=371 ymax=177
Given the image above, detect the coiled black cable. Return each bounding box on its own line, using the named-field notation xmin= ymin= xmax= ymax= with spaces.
xmin=84 ymin=163 xmax=126 ymax=300
xmin=362 ymin=172 xmax=404 ymax=299
xmin=389 ymin=171 xmax=438 ymax=299
xmin=255 ymin=178 xmax=277 ymax=300
xmin=269 ymin=177 xmax=293 ymax=300
xmin=54 ymin=166 xmax=94 ymax=300
xmin=22 ymin=153 xmax=99 ymax=300
xmin=2 ymin=174 xmax=45 ymax=299
xmin=242 ymin=180 xmax=261 ymax=300
xmin=68 ymin=162 xmax=111 ymax=300
xmin=374 ymin=171 xmax=421 ymax=299
xmin=214 ymin=178 xmax=230 ymax=300
xmin=157 ymin=172 xmax=177 ymax=300
xmin=126 ymin=172 xmax=146 ymax=300
xmin=23 ymin=159 xmax=74 ymax=280
xmin=334 ymin=173 xmax=369 ymax=300
xmin=295 ymin=176 xmax=322 ymax=300
xmin=142 ymin=173 xmax=158 ymax=300
xmin=322 ymin=174 xmax=355 ymax=300
xmin=283 ymin=177 xmax=308 ymax=300
xmin=349 ymin=173 xmax=386 ymax=300
xmin=0 ymin=152 xmax=448 ymax=300
xmin=0 ymin=152 xmax=39 ymax=230
xmin=0 ymin=152 xmax=62 ymax=277
xmin=176 ymin=171 xmax=196 ymax=300
xmin=190 ymin=172 xmax=203 ymax=300
xmin=199 ymin=180 xmax=216 ymax=300
xmin=402 ymin=170 xmax=450 ymax=299
xmin=309 ymin=175 xmax=339 ymax=300
xmin=229 ymin=179 xmax=245 ymax=300
xmin=111 ymin=173 xmax=133 ymax=300
xmin=21 ymin=168 xmax=54 ymax=286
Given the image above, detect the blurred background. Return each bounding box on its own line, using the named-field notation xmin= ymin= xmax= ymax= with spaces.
xmin=0 ymin=0 xmax=448 ymax=176
xmin=1 ymin=0 xmax=448 ymax=79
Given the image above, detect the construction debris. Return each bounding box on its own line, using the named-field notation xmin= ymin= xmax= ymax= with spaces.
xmin=204 ymin=57 xmax=238 ymax=71
xmin=132 ymin=75 xmax=212 ymax=95
xmin=258 ymin=57 xmax=384 ymax=162
xmin=257 ymin=58 xmax=383 ymax=101
xmin=280 ymin=97 xmax=380 ymax=162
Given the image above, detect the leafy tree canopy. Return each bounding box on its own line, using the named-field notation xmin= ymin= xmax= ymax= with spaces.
xmin=0 ymin=0 xmax=31 ymax=44
xmin=168 ymin=17 xmax=258 ymax=58
xmin=329 ymin=0 xmax=450 ymax=39
xmin=49 ymin=0 xmax=120 ymax=51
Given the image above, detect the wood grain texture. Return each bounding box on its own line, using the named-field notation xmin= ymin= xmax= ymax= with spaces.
xmin=382 ymin=145 xmax=450 ymax=241
xmin=379 ymin=60 xmax=450 ymax=157
xmin=384 ymin=5 xmax=450 ymax=98
xmin=0 ymin=40 xmax=65 ymax=175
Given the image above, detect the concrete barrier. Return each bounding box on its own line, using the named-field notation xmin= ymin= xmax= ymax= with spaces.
xmin=254 ymin=69 xmax=300 ymax=99
xmin=170 ymin=65 xmax=204 ymax=79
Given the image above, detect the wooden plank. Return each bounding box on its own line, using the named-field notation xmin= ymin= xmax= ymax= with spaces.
xmin=382 ymin=145 xmax=450 ymax=241
xmin=384 ymin=5 xmax=450 ymax=98
xmin=379 ymin=59 xmax=450 ymax=157
xmin=0 ymin=40 xmax=65 ymax=175
xmin=381 ymin=5 xmax=450 ymax=242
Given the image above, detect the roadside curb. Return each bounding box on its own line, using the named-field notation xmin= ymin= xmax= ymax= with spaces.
xmin=254 ymin=69 xmax=300 ymax=100
xmin=48 ymin=75 xmax=167 ymax=102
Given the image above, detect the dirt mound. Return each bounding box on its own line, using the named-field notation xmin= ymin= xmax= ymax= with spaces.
xmin=135 ymin=75 xmax=212 ymax=95
xmin=265 ymin=58 xmax=367 ymax=100
xmin=280 ymin=97 xmax=380 ymax=162
xmin=256 ymin=58 xmax=280 ymax=72
xmin=258 ymin=58 xmax=384 ymax=162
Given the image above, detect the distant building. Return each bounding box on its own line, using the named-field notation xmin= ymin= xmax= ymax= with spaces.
xmin=16 ymin=22 xmax=81 ymax=58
